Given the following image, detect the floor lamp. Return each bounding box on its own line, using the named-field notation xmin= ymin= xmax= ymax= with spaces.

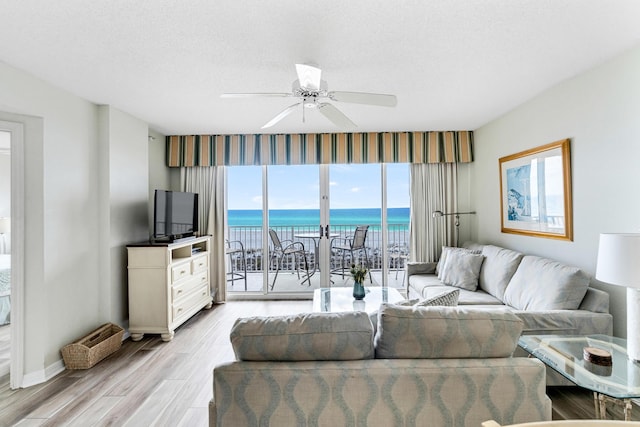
xmin=596 ymin=233 xmax=640 ymax=361
xmin=432 ymin=210 xmax=476 ymax=247
xmin=0 ymin=217 xmax=9 ymax=254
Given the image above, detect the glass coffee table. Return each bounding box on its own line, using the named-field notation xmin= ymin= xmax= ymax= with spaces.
xmin=312 ymin=286 xmax=404 ymax=314
xmin=518 ymin=334 xmax=640 ymax=420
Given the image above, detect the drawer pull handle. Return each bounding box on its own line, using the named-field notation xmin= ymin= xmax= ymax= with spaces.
xmin=201 ymin=277 xmax=206 ymax=282
xmin=177 ymin=290 xmax=182 ymax=294
xmin=178 ymin=308 xmax=183 ymax=312
xmin=180 ymin=270 xmax=186 ymax=274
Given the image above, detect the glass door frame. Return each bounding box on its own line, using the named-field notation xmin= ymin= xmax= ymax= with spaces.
xmin=226 ymin=162 xmax=405 ymax=297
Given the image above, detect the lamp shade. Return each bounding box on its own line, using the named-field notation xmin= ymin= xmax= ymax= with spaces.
xmin=596 ymin=233 xmax=640 ymax=289
xmin=0 ymin=217 xmax=9 ymax=234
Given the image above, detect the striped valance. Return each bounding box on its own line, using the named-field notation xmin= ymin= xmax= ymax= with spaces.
xmin=166 ymin=131 xmax=473 ymax=167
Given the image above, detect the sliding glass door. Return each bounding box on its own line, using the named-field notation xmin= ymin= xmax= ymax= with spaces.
xmin=266 ymin=165 xmax=325 ymax=293
xmin=226 ymin=163 xmax=410 ymax=296
xmin=328 ymin=164 xmax=381 ymax=287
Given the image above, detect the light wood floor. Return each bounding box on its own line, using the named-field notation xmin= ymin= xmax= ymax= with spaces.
xmin=0 ymin=300 xmax=636 ymax=426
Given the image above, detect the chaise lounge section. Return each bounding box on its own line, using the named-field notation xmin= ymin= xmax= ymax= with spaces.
xmin=406 ymin=243 xmax=613 ymax=337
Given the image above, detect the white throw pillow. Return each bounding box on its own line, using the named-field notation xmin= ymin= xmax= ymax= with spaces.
xmin=439 ymin=250 xmax=485 ymax=291
xmin=436 ymin=246 xmax=481 ymax=277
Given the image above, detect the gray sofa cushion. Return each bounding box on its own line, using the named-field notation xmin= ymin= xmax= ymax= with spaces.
xmin=439 ymin=250 xmax=485 ymax=291
xmin=479 ymin=245 xmax=524 ymax=301
xmin=503 ymin=255 xmax=590 ymax=310
xmin=230 ymin=311 xmax=374 ymax=361
xmin=374 ymin=305 xmax=524 ymax=359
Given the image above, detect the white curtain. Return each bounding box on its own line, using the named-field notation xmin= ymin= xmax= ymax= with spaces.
xmin=409 ymin=163 xmax=458 ymax=263
xmin=181 ymin=166 xmax=227 ymax=303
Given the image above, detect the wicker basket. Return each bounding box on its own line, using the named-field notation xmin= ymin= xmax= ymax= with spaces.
xmin=61 ymin=323 xmax=124 ymax=369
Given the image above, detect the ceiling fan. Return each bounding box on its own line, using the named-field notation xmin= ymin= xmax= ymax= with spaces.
xmin=221 ymin=63 xmax=397 ymax=129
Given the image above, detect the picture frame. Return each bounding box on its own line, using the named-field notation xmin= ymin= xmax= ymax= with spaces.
xmin=499 ymin=138 xmax=573 ymax=241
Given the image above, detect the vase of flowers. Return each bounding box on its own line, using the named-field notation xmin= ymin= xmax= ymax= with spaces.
xmin=350 ymin=263 xmax=367 ymax=300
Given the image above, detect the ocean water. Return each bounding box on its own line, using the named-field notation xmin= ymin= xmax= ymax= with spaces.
xmin=228 ymin=207 xmax=409 ymax=230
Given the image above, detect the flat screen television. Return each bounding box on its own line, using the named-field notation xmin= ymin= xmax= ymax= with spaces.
xmin=153 ymin=190 xmax=199 ymax=242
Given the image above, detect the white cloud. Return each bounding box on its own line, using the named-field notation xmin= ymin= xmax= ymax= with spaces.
xmin=351 ymin=187 xmax=360 ymax=193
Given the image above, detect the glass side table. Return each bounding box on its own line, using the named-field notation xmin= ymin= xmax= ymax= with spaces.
xmin=519 ymin=334 xmax=640 ymax=421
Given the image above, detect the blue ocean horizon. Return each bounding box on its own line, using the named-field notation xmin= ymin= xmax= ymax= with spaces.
xmin=228 ymin=207 xmax=409 ymax=230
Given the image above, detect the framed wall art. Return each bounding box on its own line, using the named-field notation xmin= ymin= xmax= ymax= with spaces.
xmin=499 ymin=138 xmax=573 ymax=240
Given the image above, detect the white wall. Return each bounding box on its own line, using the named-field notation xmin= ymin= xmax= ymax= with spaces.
xmin=473 ymin=45 xmax=640 ymax=337
xmin=0 ymin=131 xmax=10 ymax=253
xmin=148 ymin=128 xmax=171 ymax=238
xmin=98 ymin=106 xmax=149 ymax=326
xmin=0 ymin=61 xmax=150 ymax=381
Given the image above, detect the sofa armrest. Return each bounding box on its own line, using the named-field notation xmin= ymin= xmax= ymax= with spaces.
xmin=579 ymin=286 xmax=610 ymax=313
xmin=406 ymin=261 xmax=437 ymax=276
xmin=515 ymin=309 xmax=613 ymax=336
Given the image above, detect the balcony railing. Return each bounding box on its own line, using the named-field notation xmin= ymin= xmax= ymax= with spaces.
xmin=227 ymin=224 xmax=409 ymax=273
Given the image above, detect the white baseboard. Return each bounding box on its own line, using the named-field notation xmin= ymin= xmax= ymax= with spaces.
xmin=21 ymin=359 xmax=65 ymax=388
xmin=17 ymin=326 xmax=129 ymax=389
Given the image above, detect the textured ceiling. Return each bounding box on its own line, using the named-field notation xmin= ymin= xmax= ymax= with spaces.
xmin=0 ymin=0 xmax=639 ymax=135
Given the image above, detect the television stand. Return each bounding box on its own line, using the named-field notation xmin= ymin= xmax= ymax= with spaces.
xmin=126 ymin=235 xmax=213 ymax=341
xmin=170 ymin=235 xmax=197 ymax=244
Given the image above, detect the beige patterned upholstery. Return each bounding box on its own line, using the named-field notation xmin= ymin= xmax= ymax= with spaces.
xmin=212 ymin=358 xmax=550 ymax=427
xmin=374 ymin=305 xmax=523 ymax=359
xmin=230 ymin=311 xmax=374 ymax=361
xmin=210 ymin=307 xmax=552 ymax=427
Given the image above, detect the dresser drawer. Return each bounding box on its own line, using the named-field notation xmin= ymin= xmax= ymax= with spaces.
xmin=171 ymin=271 xmax=208 ymax=300
xmin=171 ymin=261 xmax=191 ymax=283
xmin=191 ymin=253 xmax=209 ymax=273
xmin=172 ymin=283 xmax=210 ymax=320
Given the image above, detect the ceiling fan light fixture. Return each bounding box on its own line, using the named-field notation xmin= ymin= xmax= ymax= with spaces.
xmin=303 ymin=98 xmax=317 ymax=108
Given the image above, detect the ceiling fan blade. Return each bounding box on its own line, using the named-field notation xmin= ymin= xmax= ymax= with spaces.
xmin=221 ymin=93 xmax=291 ymax=98
xmin=295 ymin=63 xmax=322 ymax=91
xmin=317 ymin=103 xmax=357 ymax=129
xmin=261 ymin=103 xmax=301 ymax=129
xmin=329 ymin=91 xmax=397 ymax=107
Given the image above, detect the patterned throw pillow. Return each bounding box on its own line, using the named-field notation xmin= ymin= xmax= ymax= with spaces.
xmin=415 ymin=288 xmax=459 ymax=307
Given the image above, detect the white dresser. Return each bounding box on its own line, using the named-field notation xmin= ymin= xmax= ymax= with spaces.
xmin=126 ymin=236 xmax=213 ymax=341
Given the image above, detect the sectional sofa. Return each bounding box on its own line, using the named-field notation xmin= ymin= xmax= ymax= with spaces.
xmin=209 ymin=307 xmax=552 ymax=427
xmin=406 ymin=242 xmax=613 ymax=337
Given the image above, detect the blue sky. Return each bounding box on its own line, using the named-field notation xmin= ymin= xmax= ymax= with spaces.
xmin=227 ymin=164 xmax=409 ymax=210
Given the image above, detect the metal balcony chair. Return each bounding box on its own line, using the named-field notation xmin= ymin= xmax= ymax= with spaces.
xmin=268 ymin=229 xmax=310 ymax=290
xmin=388 ymin=243 xmax=409 ymax=286
xmin=225 ymin=239 xmax=247 ymax=290
xmin=331 ymin=225 xmax=372 ymax=282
